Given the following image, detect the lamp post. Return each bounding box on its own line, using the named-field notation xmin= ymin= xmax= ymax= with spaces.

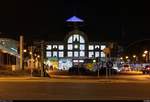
xmin=29 ymin=46 xmax=33 ymax=77
xmin=41 ymin=40 xmax=44 ymax=77
xmin=125 ymin=56 xmax=128 ymax=63
xmin=142 ymin=54 xmax=146 ymax=63
xmin=133 ymin=55 xmax=136 ymax=64
xmin=20 ymin=34 xmax=24 ymax=70
xmin=144 ymin=50 xmax=149 ymax=63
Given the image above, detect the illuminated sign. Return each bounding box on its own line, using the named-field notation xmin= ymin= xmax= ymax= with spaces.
xmin=66 ymin=16 xmax=84 ymax=22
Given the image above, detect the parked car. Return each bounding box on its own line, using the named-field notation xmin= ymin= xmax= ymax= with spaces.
xmin=68 ymin=66 xmax=91 ymax=75
xmin=120 ymin=64 xmax=131 ymax=72
xmin=141 ymin=65 xmax=150 ymax=74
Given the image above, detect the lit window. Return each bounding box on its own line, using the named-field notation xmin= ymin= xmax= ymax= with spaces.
xmin=95 ymin=52 xmax=99 ymax=57
xmin=59 ymin=51 xmax=64 ymax=57
xmin=46 ymin=51 xmax=51 ymax=57
xmin=95 ymin=45 xmax=99 ymax=49
xmin=74 ymin=51 xmax=79 ymax=57
xmin=89 ymin=45 xmax=94 ymax=50
xmin=73 ymin=34 xmax=79 ymax=42
xmin=79 ymin=60 xmax=84 ymax=62
xmin=101 ymin=52 xmax=105 ymax=57
xmin=80 ymin=36 xmax=85 ymax=43
xmin=68 ymin=44 xmax=73 ymax=50
xmin=68 ymin=36 xmax=73 ymax=43
xmin=46 ymin=45 xmax=51 ymax=50
xmin=53 ymin=51 xmax=57 ymax=57
xmin=73 ymin=60 xmax=78 ymax=62
xmin=80 ymin=44 xmax=85 ymax=50
xmin=68 ymin=51 xmax=72 ymax=57
xmin=101 ymin=45 xmax=106 ymax=50
xmin=74 ymin=44 xmax=78 ymax=49
xmin=59 ymin=45 xmax=64 ymax=50
xmin=89 ymin=52 xmax=94 ymax=58
xmin=53 ymin=45 xmax=57 ymax=49
xmin=80 ymin=51 xmax=85 ymax=57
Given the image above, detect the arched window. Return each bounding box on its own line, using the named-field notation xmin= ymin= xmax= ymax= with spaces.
xmin=68 ymin=36 xmax=73 ymax=43
xmin=67 ymin=34 xmax=85 ymax=57
xmin=80 ymin=36 xmax=85 ymax=43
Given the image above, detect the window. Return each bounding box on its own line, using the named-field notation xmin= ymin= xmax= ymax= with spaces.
xmin=46 ymin=45 xmax=51 ymax=50
xmin=68 ymin=36 xmax=73 ymax=43
xmin=89 ymin=52 xmax=94 ymax=58
xmin=89 ymin=45 xmax=94 ymax=50
xmin=59 ymin=51 xmax=64 ymax=57
xmin=79 ymin=60 xmax=84 ymax=62
xmin=73 ymin=60 xmax=78 ymax=62
xmin=68 ymin=51 xmax=72 ymax=57
xmin=74 ymin=51 xmax=79 ymax=57
xmin=95 ymin=52 xmax=99 ymax=57
xmin=80 ymin=44 xmax=85 ymax=50
xmin=68 ymin=44 xmax=73 ymax=50
xmin=73 ymin=34 xmax=79 ymax=42
xmin=59 ymin=45 xmax=64 ymax=50
xmin=67 ymin=34 xmax=85 ymax=51
xmin=53 ymin=45 xmax=57 ymax=49
xmin=80 ymin=51 xmax=85 ymax=57
xmin=101 ymin=45 xmax=106 ymax=50
xmin=53 ymin=51 xmax=57 ymax=57
xmin=95 ymin=45 xmax=99 ymax=49
xmin=46 ymin=51 xmax=51 ymax=57
xmin=74 ymin=44 xmax=79 ymax=49
xmin=101 ymin=52 xmax=105 ymax=57
xmin=80 ymin=36 xmax=85 ymax=43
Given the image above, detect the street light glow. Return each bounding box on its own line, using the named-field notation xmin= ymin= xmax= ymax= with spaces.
xmin=23 ymin=49 xmax=27 ymax=53
xmin=142 ymin=54 xmax=146 ymax=57
xmin=29 ymin=52 xmax=32 ymax=55
xmin=133 ymin=55 xmax=136 ymax=58
xmin=126 ymin=56 xmax=128 ymax=59
xmin=120 ymin=57 xmax=123 ymax=60
xmin=93 ymin=59 xmax=96 ymax=63
xmin=144 ymin=50 xmax=148 ymax=54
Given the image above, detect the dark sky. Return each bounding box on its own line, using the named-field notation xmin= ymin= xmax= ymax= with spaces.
xmin=0 ymin=0 xmax=150 ymax=46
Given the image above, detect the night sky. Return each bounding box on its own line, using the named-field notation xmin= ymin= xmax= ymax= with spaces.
xmin=0 ymin=0 xmax=150 ymax=47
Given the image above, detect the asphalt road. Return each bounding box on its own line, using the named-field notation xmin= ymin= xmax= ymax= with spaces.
xmin=0 ymin=75 xmax=150 ymax=100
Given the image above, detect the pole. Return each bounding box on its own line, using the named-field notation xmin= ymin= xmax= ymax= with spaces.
xmin=41 ymin=41 xmax=44 ymax=77
xmin=148 ymin=51 xmax=149 ymax=63
xmin=97 ymin=58 xmax=100 ymax=78
xmin=97 ymin=66 xmax=99 ymax=77
xmin=30 ymin=46 xmax=33 ymax=77
xmin=20 ymin=35 xmax=23 ymax=70
xmin=106 ymin=54 xmax=108 ymax=78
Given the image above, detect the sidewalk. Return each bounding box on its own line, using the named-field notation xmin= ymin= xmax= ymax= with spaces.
xmin=0 ymin=73 xmax=150 ymax=82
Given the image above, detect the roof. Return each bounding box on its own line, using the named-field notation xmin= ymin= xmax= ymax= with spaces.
xmin=66 ymin=16 xmax=84 ymax=22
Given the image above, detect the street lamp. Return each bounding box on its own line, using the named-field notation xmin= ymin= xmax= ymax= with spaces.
xmin=142 ymin=54 xmax=146 ymax=63
xmin=144 ymin=50 xmax=148 ymax=54
xmin=144 ymin=50 xmax=149 ymax=63
xmin=23 ymin=49 xmax=27 ymax=53
xmin=29 ymin=51 xmax=32 ymax=55
xmin=37 ymin=55 xmax=40 ymax=58
xmin=133 ymin=55 xmax=136 ymax=58
xmin=133 ymin=55 xmax=136 ymax=64
xmin=142 ymin=54 xmax=146 ymax=57
xmin=125 ymin=56 xmax=128 ymax=59
xmin=120 ymin=57 xmax=123 ymax=60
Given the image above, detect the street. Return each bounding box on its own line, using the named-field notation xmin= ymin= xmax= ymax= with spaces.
xmin=0 ymin=75 xmax=150 ymax=100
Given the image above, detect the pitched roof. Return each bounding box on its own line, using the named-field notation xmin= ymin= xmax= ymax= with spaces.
xmin=66 ymin=16 xmax=84 ymax=22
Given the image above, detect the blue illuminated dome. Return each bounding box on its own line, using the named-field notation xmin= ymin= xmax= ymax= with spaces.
xmin=66 ymin=16 xmax=84 ymax=22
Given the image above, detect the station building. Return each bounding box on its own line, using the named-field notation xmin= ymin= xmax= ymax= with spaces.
xmin=44 ymin=16 xmax=108 ymax=70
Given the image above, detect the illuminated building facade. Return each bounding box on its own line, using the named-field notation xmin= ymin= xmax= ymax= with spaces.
xmin=44 ymin=16 xmax=107 ymax=70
